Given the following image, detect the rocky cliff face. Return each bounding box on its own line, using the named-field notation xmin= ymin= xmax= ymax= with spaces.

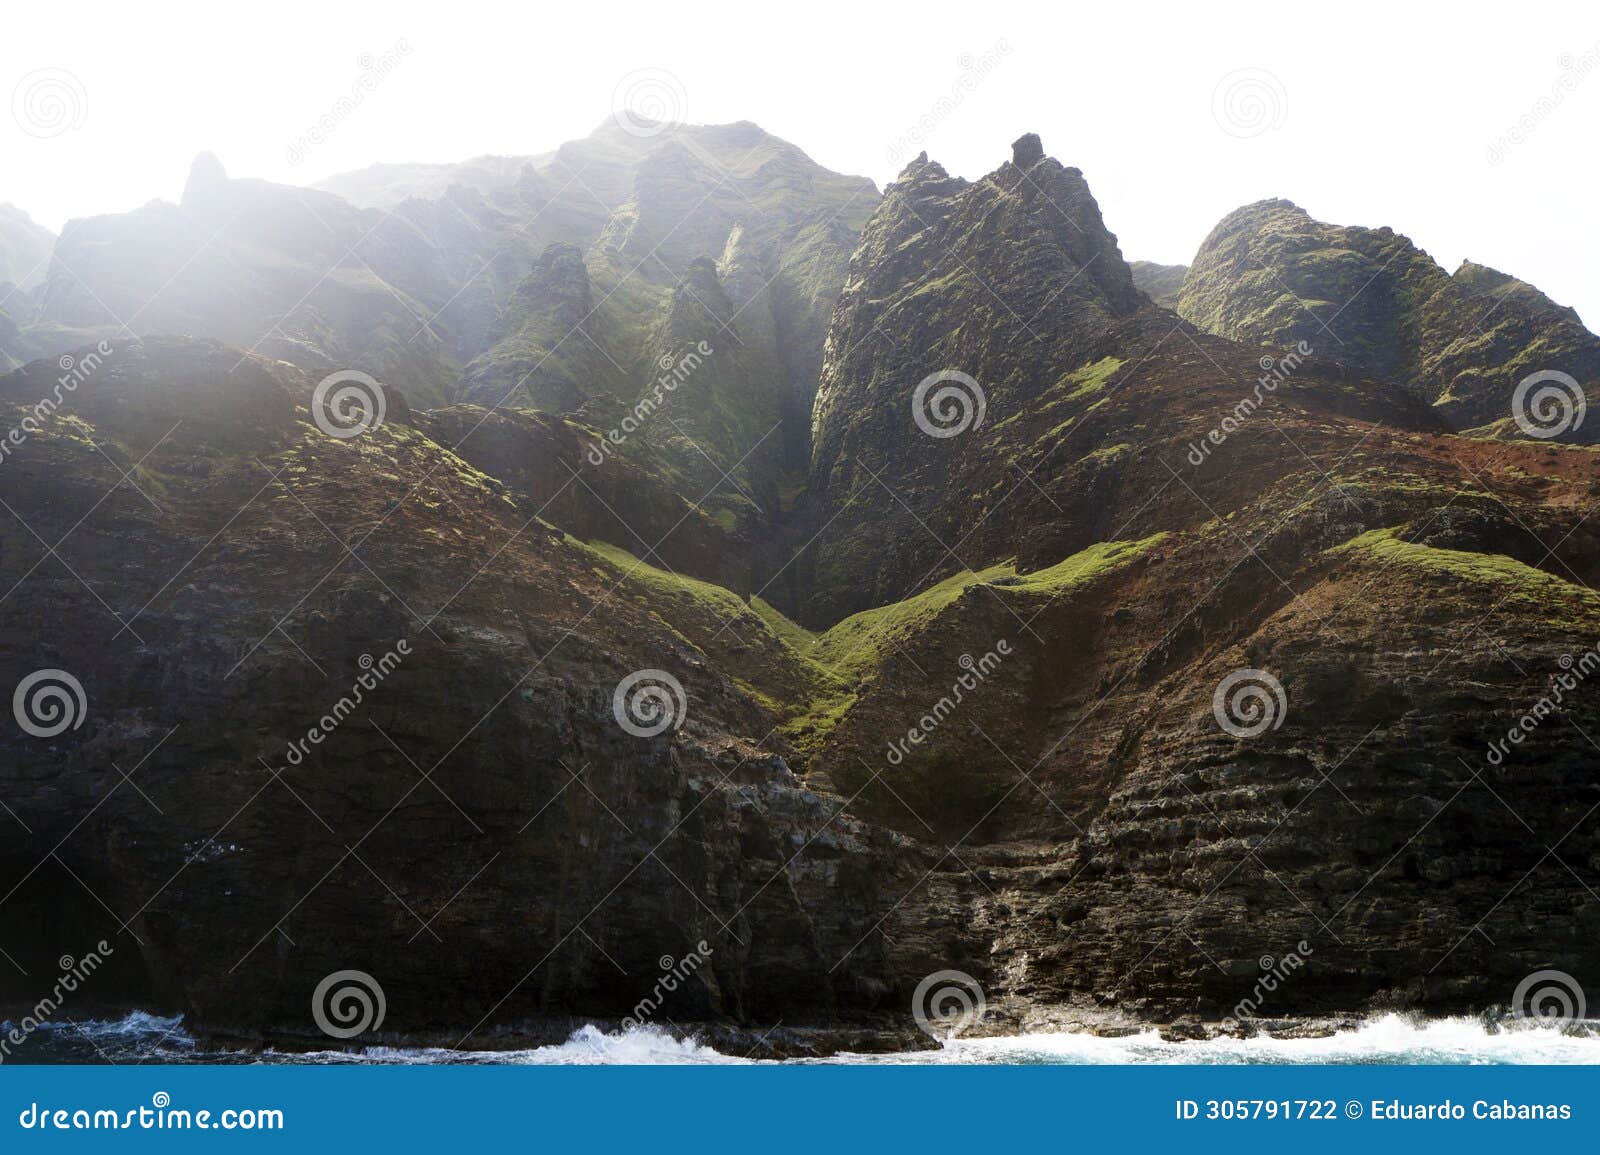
xmin=10 ymin=122 xmax=880 ymax=482
xmin=0 ymin=205 xmax=57 ymax=371
xmin=0 ymin=205 xmax=53 ymax=294
xmin=456 ymin=121 xmax=878 ymax=490
xmin=461 ymin=242 xmax=621 ymax=413
xmin=3 ymin=130 xmax=1600 ymax=1051
xmin=26 ymin=154 xmax=464 ymax=405
xmin=0 ymin=336 xmax=960 ymax=1048
xmin=1130 ymin=260 xmax=1187 ymax=310
xmin=778 ymin=135 xmax=1600 ymax=1028
xmin=800 ymin=134 xmax=1162 ymax=624
xmin=1177 ymin=199 xmax=1600 ymax=441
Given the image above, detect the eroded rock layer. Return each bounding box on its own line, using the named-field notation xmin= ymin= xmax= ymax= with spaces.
xmin=3 ymin=131 xmax=1599 ymax=1050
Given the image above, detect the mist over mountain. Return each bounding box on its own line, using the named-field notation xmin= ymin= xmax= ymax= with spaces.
xmin=3 ymin=118 xmax=1598 ymax=1051
xmin=0 ymin=205 xmax=57 ymax=370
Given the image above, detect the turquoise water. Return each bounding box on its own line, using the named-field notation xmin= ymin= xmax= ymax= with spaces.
xmin=9 ymin=1012 xmax=1600 ymax=1065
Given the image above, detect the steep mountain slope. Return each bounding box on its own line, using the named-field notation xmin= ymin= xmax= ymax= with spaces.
xmin=782 ymin=134 xmax=1600 ymax=1024
xmin=0 ymin=205 xmax=58 ymax=371
xmin=27 ymin=153 xmax=465 ymax=404
xmin=1177 ymin=199 xmax=1600 ymax=441
xmin=4 ymin=129 xmax=1600 ymax=1049
xmin=315 ymin=153 xmax=556 ymax=210
xmin=1130 ymin=260 xmax=1186 ymax=309
xmin=455 ymin=121 xmax=879 ymax=487
xmin=797 ymin=137 xmax=1428 ymax=625
xmin=0 ymin=336 xmax=950 ymax=1045
xmin=15 ymin=121 xmax=880 ymax=512
xmin=0 ymin=204 xmax=54 ymax=292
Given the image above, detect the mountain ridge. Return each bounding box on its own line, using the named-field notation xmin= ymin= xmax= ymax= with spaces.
xmin=3 ymin=124 xmax=1600 ymax=1050
xmin=1175 ymin=197 xmax=1600 ymax=441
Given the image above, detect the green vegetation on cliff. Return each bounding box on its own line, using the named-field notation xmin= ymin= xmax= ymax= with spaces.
xmin=581 ymin=532 xmax=1168 ymax=754
xmin=1178 ymin=199 xmax=1600 ymax=440
xmin=1331 ymin=527 xmax=1599 ymax=618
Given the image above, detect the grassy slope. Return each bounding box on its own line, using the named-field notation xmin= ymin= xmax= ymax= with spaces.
xmin=1331 ymin=527 xmax=1600 ymax=620
xmin=577 ymin=532 xmax=1169 ymax=753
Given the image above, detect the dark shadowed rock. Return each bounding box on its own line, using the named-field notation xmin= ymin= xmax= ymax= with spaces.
xmin=0 ymin=335 xmax=957 ymax=1046
xmin=1011 ymin=132 xmax=1045 ymax=168
xmin=1179 ymin=198 xmax=1600 ymax=440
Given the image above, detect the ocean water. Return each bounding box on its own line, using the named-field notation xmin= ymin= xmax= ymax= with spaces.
xmin=8 ymin=1012 xmax=1600 ymax=1065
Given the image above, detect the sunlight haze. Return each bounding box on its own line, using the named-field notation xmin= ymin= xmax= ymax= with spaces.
xmin=4 ymin=0 xmax=1598 ymax=320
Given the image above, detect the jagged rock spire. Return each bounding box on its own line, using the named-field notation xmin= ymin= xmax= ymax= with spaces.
xmin=1011 ymin=133 xmax=1044 ymax=168
xmin=182 ymin=151 xmax=228 ymax=207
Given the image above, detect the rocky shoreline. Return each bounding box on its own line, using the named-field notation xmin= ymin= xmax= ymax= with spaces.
xmin=15 ymin=1001 xmax=1590 ymax=1066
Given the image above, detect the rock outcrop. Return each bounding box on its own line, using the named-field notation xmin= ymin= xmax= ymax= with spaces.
xmin=1177 ymin=198 xmax=1600 ymax=440
xmin=461 ymin=242 xmax=618 ymax=413
xmin=800 ymin=136 xmax=1161 ymax=623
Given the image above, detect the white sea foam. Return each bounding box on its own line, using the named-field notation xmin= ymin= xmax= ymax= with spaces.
xmin=32 ymin=1009 xmax=189 ymax=1039
xmin=339 ymin=1024 xmax=750 ymax=1066
xmin=22 ymin=1011 xmax=1600 ymax=1065
xmin=830 ymin=1015 xmax=1600 ymax=1066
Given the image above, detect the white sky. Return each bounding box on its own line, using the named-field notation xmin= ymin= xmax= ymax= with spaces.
xmin=4 ymin=0 xmax=1598 ymax=323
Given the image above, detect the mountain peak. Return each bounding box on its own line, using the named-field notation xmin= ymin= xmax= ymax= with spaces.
xmin=1180 ymin=198 xmax=1599 ymax=436
xmin=182 ymin=151 xmax=229 ymax=206
xmin=891 ymin=152 xmax=954 ymax=190
xmin=1011 ymin=132 xmax=1044 ymax=168
xmin=0 ymin=202 xmax=42 ymax=226
xmin=683 ymin=254 xmax=722 ymax=293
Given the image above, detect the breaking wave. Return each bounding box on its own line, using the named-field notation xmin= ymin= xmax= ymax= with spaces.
xmin=9 ymin=1011 xmax=1598 ymax=1065
xmin=826 ymin=1015 xmax=1600 ymax=1065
